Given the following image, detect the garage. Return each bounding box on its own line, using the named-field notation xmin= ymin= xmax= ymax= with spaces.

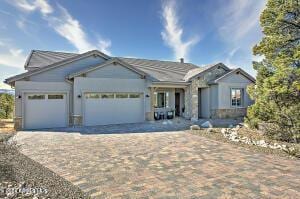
xmin=84 ymin=92 xmax=144 ymax=126
xmin=24 ymin=93 xmax=68 ymax=129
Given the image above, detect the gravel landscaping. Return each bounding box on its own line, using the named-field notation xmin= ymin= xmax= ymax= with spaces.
xmin=190 ymin=126 xmax=300 ymax=159
xmin=0 ymin=133 xmax=89 ymax=199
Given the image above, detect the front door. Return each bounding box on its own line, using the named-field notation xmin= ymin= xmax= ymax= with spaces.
xmin=175 ymin=93 xmax=180 ymax=116
xmin=198 ymin=89 xmax=201 ymax=118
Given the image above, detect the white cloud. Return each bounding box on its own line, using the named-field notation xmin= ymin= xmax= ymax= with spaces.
xmin=161 ymin=0 xmax=199 ymax=61
xmin=0 ymin=47 xmax=27 ymax=68
xmin=9 ymin=0 xmax=112 ymax=54
xmin=0 ymin=82 xmax=12 ymax=89
xmin=215 ymin=0 xmax=266 ymax=43
xmin=16 ymin=18 xmax=26 ymax=30
xmin=47 ymin=5 xmax=95 ymax=53
xmin=10 ymin=0 xmax=53 ymax=15
xmin=97 ymin=38 xmax=112 ymax=56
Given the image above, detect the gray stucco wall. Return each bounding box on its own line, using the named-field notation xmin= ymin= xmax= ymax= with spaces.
xmin=29 ymin=56 xmax=106 ymax=82
xmin=200 ymin=87 xmax=210 ymax=118
xmin=211 ymin=73 xmax=254 ymax=118
xmin=85 ymin=63 xmax=141 ymax=79
xmin=217 ymin=73 xmax=253 ymax=109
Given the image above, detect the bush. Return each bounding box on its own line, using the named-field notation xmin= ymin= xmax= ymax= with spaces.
xmin=0 ymin=93 xmax=14 ymax=119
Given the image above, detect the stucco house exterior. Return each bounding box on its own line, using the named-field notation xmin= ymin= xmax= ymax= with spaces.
xmin=5 ymin=50 xmax=255 ymax=130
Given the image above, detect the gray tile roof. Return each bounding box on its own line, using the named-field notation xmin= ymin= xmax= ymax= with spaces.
xmin=25 ymin=50 xmax=200 ymax=82
xmin=118 ymin=57 xmax=199 ymax=82
xmin=8 ymin=50 xmax=234 ymax=84
xmin=25 ymin=50 xmax=78 ymax=69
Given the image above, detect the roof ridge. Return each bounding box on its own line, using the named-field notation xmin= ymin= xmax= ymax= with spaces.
xmin=118 ymin=56 xmax=198 ymax=66
xmin=32 ymin=49 xmax=79 ymax=55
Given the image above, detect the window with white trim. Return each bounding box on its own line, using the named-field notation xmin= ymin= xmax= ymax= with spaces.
xmin=231 ymin=88 xmax=243 ymax=107
xmin=154 ymin=92 xmax=169 ymax=108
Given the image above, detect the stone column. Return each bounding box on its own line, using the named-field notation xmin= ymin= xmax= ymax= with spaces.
xmin=71 ymin=115 xmax=82 ymax=126
xmin=14 ymin=117 xmax=22 ymax=130
xmin=191 ymin=81 xmax=199 ymax=121
xmin=147 ymin=87 xmax=155 ymax=121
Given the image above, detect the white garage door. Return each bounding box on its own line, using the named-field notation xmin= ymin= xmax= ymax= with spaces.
xmin=84 ymin=92 xmax=144 ymax=126
xmin=24 ymin=93 xmax=67 ymax=129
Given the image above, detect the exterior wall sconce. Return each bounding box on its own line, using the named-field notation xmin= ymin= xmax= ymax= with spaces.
xmin=16 ymin=95 xmax=22 ymax=99
xmin=77 ymin=94 xmax=82 ymax=98
xmin=145 ymin=94 xmax=150 ymax=98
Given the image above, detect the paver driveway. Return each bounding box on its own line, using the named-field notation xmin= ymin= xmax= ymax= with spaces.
xmin=15 ymin=131 xmax=300 ymax=199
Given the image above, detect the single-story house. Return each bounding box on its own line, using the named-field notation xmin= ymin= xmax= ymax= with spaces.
xmin=5 ymin=50 xmax=255 ymax=130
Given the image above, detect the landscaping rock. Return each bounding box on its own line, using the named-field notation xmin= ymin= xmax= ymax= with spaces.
xmin=201 ymin=121 xmax=213 ymax=128
xmin=221 ymin=128 xmax=227 ymax=135
xmin=228 ymin=124 xmax=234 ymax=128
xmin=190 ymin=125 xmax=201 ymax=130
xmin=207 ymin=128 xmax=213 ymax=133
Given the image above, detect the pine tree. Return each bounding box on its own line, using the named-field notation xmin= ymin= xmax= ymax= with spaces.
xmin=246 ymin=0 xmax=300 ymax=143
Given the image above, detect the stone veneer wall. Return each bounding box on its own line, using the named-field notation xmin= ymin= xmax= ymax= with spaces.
xmin=14 ymin=117 xmax=22 ymax=130
xmin=184 ymin=67 xmax=229 ymax=120
xmin=145 ymin=112 xmax=152 ymax=121
xmin=71 ymin=115 xmax=82 ymax=126
xmin=211 ymin=108 xmax=247 ymax=119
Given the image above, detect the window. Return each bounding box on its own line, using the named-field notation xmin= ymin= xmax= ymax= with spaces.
xmin=116 ymin=93 xmax=128 ymax=98
xmin=231 ymin=88 xmax=243 ymax=107
xmin=48 ymin=94 xmax=64 ymax=99
xmin=154 ymin=92 xmax=169 ymax=108
xmin=28 ymin=95 xmax=45 ymax=100
xmin=85 ymin=93 xmax=100 ymax=99
xmin=101 ymin=93 xmax=114 ymax=99
xmin=129 ymin=93 xmax=140 ymax=98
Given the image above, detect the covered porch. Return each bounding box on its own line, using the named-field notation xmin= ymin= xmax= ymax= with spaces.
xmin=148 ymin=82 xmax=188 ymax=121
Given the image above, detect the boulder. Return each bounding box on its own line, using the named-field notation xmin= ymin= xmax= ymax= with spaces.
xmin=190 ymin=125 xmax=201 ymax=130
xmin=201 ymin=121 xmax=213 ymax=128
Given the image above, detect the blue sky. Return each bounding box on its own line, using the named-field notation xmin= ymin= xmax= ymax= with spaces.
xmin=0 ymin=0 xmax=266 ymax=89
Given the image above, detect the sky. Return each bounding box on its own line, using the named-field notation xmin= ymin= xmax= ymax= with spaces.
xmin=0 ymin=0 xmax=266 ymax=89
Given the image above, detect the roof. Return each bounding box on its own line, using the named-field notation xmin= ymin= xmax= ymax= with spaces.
xmin=118 ymin=57 xmax=198 ymax=82
xmin=5 ymin=49 xmax=254 ymax=85
xmin=25 ymin=50 xmax=78 ymax=69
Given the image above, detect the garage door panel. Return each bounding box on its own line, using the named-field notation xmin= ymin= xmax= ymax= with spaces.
xmin=25 ymin=93 xmax=67 ymax=129
xmin=84 ymin=93 xmax=144 ymax=126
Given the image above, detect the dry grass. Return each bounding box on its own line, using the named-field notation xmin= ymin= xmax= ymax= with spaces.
xmin=0 ymin=119 xmax=15 ymax=134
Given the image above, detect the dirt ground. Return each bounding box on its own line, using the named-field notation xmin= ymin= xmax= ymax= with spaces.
xmin=0 ymin=119 xmax=15 ymax=134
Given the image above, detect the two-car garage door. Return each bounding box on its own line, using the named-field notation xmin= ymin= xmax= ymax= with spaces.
xmin=84 ymin=92 xmax=144 ymax=126
xmin=24 ymin=93 xmax=67 ymax=129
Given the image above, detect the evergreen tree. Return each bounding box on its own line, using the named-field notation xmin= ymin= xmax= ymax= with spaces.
xmin=247 ymin=0 xmax=300 ymax=143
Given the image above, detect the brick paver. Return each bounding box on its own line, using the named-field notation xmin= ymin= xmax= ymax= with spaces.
xmin=15 ymin=131 xmax=300 ymax=198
